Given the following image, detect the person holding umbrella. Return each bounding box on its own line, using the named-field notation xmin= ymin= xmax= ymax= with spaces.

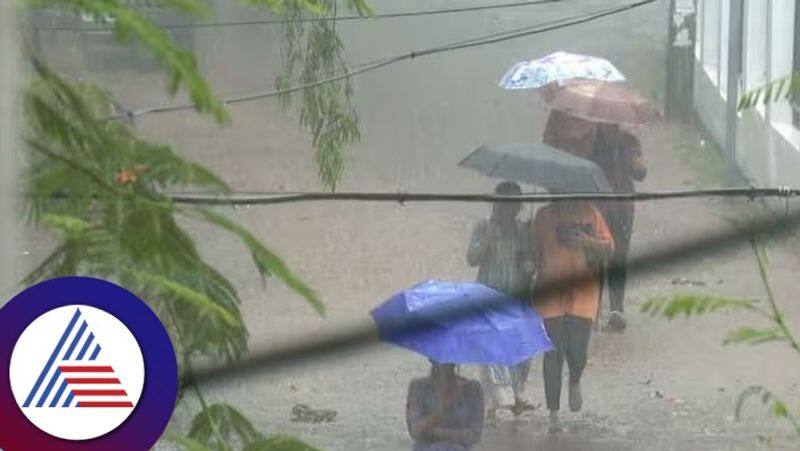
xmin=540 ymin=77 xmax=657 ymax=331
xmin=466 ymin=180 xmax=535 ymax=420
xmin=543 ymin=114 xmax=648 ymax=331
xmin=370 ymin=280 xmax=552 ymax=449
xmin=531 ymin=199 xmax=614 ymax=431
xmin=459 ymin=142 xmax=614 ymax=431
xmin=406 ymin=361 xmax=484 ymax=451
xmin=587 ymin=123 xmax=647 ymax=331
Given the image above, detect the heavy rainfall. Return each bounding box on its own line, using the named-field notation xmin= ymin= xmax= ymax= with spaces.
xmin=2 ymin=0 xmax=800 ymax=450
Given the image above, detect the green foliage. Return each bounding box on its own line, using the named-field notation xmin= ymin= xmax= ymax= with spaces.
xmin=639 ymin=293 xmax=760 ymax=319
xmin=20 ymin=0 xmax=331 ymax=359
xmin=26 ymin=63 xmax=233 ymax=357
xmin=25 ymin=0 xmax=227 ymax=121
xmin=244 ymin=436 xmax=322 ymax=451
xmin=736 ymin=386 xmax=800 ymax=439
xmin=276 ymin=0 xmax=367 ymax=191
xmin=189 ymin=403 xmax=263 ymax=449
xmin=738 ymin=72 xmax=800 ymax=111
xmin=723 ymin=326 xmax=786 ymax=346
xmin=20 ymin=0 xmax=368 ymax=447
xmin=23 ymin=60 xmax=325 ymax=361
xmin=239 ymin=0 xmax=371 ymax=15
xmin=643 ymin=235 xmax=800 ymax=446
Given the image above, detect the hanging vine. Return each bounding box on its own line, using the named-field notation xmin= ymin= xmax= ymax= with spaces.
xmin=276 ymin=0 xmax=371 ymax=191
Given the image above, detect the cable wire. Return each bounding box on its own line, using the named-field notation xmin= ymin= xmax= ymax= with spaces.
xmin=167 ymin=187 xmax=800 ymax=206
xmin=33 ymin=0 xmax=566 ymax=31
xmin=110 ymin=0 xmax=658 ymax=120
xmin=185 ymin=205 xmax=800 ymax=386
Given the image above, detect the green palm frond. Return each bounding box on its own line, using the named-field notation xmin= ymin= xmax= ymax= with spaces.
xmin=723 ymin=326 xmax=787 ymax=346
xmin=738 ymin=71 xmax=800 ymax=111
xmin=640 ymin=293 xmax=762 ymax=319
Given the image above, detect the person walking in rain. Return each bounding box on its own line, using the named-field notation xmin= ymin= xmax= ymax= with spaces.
xmin=466 ymin=181 xmax=535 ymax=421
xmin=543 ymin=112 xmax=647 ymax=332
xmin=531 ymin=199 xmax=614 ymax=431
xmin=589 ymin=124 xmax=647 ymax=332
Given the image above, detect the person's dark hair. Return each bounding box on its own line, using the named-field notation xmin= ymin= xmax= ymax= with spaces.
xmin=428 ymin=359 xmax=459 ymax=376
xmin=495 ymin=180 xmax=521 ymax=195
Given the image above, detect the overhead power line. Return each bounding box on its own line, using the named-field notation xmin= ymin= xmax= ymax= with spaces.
xmin=167 ymin=187 xmax=800 ymax=206
xmin=111 ymin=0 xmax=658 ymax=120
xmin=185 ymin=205 xmax=800 ymax=386
xmin=34 ymin=0 xmax=566 ymax=31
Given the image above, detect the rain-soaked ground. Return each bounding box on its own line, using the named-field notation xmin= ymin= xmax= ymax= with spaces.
xmin=21 ymin=0 xmax=800 ymax=449
xmin=151 ymin=121 xmax=800 ymax=451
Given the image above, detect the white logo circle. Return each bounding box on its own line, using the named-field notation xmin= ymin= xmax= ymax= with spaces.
xmin=9 ymin=305 xmax=145 ymax=440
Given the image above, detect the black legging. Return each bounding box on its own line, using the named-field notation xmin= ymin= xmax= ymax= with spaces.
xmin=603 ymin=208 xmax=634 ymax=313
xmin=543 ymin=315 xmax=593 ymax=411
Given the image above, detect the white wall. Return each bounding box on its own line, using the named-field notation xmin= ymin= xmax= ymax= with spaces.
xmin=694 ymin=0 xmax=800 ymax=188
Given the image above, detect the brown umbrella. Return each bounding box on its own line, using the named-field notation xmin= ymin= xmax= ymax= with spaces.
xmin=542 ymin=110 xmax=643 ymax=158
xmin=542 ymin=109 xmax=596 ymax=157
xmin=540 ymin=79 xmax=661 ymax=125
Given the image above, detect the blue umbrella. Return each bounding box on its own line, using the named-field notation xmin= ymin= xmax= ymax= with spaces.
xmin=370 ymin=280 xmax=552 ymax=366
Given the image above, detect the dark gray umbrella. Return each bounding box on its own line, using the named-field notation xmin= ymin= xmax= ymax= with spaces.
xmin=459 ymin=143 xmax=611 ymax=192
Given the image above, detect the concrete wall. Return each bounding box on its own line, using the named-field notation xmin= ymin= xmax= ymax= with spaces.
xmin=692 ymin=64 xmax=726 ymax=146
xmin=693 ymin=61 xmax=800 ymax=188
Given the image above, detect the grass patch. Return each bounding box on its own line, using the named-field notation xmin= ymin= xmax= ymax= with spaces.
xmin=673 ymin=127 xmax=733 ymax=188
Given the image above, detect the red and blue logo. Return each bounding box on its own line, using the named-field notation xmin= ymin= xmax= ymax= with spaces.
xmin=0 ymin=277 xmax=177 ymax=450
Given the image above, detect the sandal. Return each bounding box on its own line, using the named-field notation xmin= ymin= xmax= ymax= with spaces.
xmin=511 ymin=400 xmax=537 ymax=416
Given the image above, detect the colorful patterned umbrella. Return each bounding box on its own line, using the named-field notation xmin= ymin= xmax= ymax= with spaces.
xmin=498 ymin=51 xmax=626 ymax=90
xmin=541 ymin=79 xmax=662 ymax=124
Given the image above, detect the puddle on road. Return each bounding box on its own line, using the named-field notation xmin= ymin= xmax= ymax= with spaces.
xmin=479 ymin=411 xmax=630 ymax=451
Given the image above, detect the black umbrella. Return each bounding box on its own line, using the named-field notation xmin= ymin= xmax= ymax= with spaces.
xmin=459 ymin=143 xmax=611 ymax=193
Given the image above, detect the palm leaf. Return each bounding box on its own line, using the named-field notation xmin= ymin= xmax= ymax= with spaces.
xmin=723 ymin=326 xmax=786 ymax=346
xmin=640 ymin=293 xmax=761 ymax=319
xmin=738 ymin=71 xmax=800 ymax=110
